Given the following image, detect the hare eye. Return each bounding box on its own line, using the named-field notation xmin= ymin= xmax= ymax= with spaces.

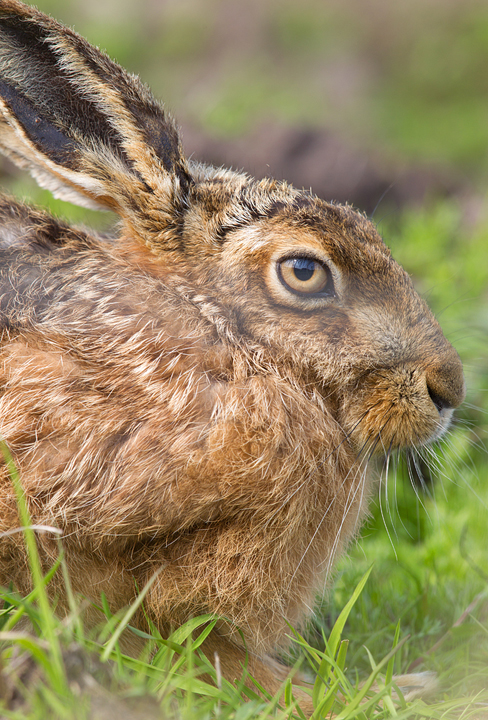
xmin=278 ymin=257 xmax=333 ymax=296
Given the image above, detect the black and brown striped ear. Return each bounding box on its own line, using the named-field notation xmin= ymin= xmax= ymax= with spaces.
xmin=0 ymin=0 xmax=193 ymax=251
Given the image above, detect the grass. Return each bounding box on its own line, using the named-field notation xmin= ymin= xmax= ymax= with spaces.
xmin=3 ymin=531 xmax=485 ymax=720
xmin=0 ymin=475 xmax=487 ymax=719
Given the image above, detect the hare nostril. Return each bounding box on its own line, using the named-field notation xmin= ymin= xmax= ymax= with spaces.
xmin=424 ymin=351 xmax=465 ymax=412
xmin=427 ymin=384 xmax=451 ymax=413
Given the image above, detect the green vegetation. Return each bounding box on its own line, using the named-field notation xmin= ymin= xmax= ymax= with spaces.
xmin=2 ymin=483 xmax=486 ymax=719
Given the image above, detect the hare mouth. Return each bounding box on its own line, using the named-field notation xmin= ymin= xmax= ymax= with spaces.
xmin=339 ymin=367 xmax=456 ymax=454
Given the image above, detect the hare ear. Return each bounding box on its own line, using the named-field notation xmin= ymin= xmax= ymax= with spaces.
xmin=0 ymin=0 xmax=192 ymax=251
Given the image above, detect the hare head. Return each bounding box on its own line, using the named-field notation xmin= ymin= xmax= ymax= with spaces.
xmin=0 ymin=0 xmax=464 ymax=705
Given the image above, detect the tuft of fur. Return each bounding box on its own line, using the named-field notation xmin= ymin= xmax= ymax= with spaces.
xmin=0 ymin=0 xmax=465 ymax=709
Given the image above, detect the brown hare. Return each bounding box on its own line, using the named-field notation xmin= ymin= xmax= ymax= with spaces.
xmin=0 ymin=0 xmax=465 ymax=711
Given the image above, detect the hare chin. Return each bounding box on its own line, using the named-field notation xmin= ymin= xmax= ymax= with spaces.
xmin=428 ymin=407 xmax=454 ymax=442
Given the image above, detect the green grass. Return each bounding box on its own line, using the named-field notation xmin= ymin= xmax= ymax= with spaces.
xmin=0 ymin=471 xmax=487 ymax=719
xmin=2 ymin=527 xmax=485 ymax=719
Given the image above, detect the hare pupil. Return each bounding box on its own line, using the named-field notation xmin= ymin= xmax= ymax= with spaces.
xmin=293 ymin=258 xmax=315 ymax=281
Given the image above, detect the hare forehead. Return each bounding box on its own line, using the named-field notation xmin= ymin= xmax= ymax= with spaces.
xmin=219 ymin=219 xmax=389 ymax=271
xmin=222 ymin=224 xmax=328 ymax=258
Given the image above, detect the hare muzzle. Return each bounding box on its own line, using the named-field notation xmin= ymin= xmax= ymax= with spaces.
xmin=340 ymin=334 xmax=465 ymax=453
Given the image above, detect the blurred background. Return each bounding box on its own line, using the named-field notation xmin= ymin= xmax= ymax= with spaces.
xmin=6 ymin=0 xmax=488 ymax=214
xmin=2 ymin=0 xmax=488 ymax=690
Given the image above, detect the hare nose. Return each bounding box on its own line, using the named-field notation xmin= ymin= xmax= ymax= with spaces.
xmin=425 ymin=351 xmax=465 ymax=412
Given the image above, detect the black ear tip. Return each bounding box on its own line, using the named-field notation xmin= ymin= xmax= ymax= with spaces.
xmin=0 ymin=0 xmax=192 ymax=222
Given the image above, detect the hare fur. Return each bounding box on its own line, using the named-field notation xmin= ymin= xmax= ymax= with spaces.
xmin=0 ymin=0 xmax=465 ymax=709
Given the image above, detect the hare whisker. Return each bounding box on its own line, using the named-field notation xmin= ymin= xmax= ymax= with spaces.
xmin=287 ymin=454 xmax=369 ymax=591
xmin=262 ymin=406 xmax=376 ymax=532
xmin=403 ymin=451 xmax=435 ymax=526
xmin=436 ymin=436 xmax=488 ymax=510
xmin=380 ymin=439 xmax=402 ymax=538
xmin=450 ymin=419 xmax=488 ymax=457
xmin=462 ymin=402 xmax=488 ymax=416
xmin=323 ymin=460 xmax=370 ymax=582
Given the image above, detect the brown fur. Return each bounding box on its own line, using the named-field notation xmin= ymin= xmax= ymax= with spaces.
xmin=0 ymin=0 xmax=465 ymax=711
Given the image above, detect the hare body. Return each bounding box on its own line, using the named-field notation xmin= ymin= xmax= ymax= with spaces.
xmin=0 ymin=0 xmax=464 ymax=706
